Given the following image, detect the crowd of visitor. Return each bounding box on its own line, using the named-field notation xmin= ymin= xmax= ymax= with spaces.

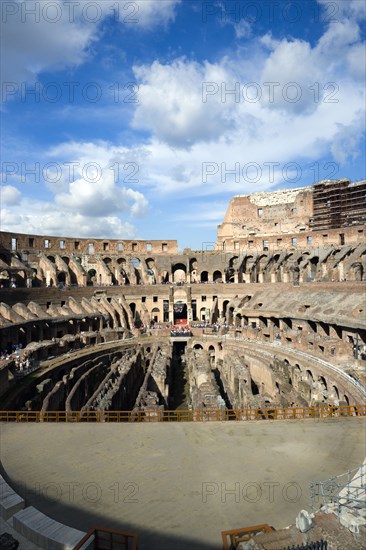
xmin=0 ymin=343 xmax=37 ymax=376
xmin=170 ymin=325 xmax=192 ymax=337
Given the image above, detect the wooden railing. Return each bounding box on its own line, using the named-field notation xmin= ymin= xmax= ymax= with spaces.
xmin=221 ymin=523 xmax=274 ymax=549
xmin=0 ymin=405 xmax=365 ymax=423
xmin=73 ymin=526 xmax=139 ymax=550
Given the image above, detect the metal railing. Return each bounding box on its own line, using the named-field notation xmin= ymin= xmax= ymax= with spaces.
xmin=221 ymin=524 xmax=274 ymax=549
xmin=310 ymin=462 xmax=366 ymax=512
xmin=0 ymin=404 xmax=365 ymax=423
xmin=73 ymin=527 xmax=139 ymax=550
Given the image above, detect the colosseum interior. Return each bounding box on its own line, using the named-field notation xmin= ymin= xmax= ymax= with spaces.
xmin=0 ymin=179 xmax=365 ymax=550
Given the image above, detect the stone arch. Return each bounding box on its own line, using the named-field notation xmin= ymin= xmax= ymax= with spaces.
xmin=57 ymin=272 xmax=67 ymax=284
xmin=310 ymin=257 xmax=319 ymax=279
xmin=213 ymin=270 xmax=222 ymax=282
xmin=145 ymin=258 xmax=156 ymax=284
xmin=173 ymin=263 xmax=186 ymax=283
xmin=250 ymin=377 xmax=260 ymax=395
xmin=226 ymin=256 xmax=239 ymax=282
xmin=208 ymin=344 xmax=216 ymax=364
xmin=350 ymin=262 xmax=363 ymax=281
xmin=306 ymin=369 xmax=314 ymax=382
xmin=151 ymin=307 xmax=160 ymax=322
xmin=190 ymin=258 xmax=198 ymax=282
xmin=160 ymin=270 xmax=170 ymax=283
xmin=318 ymin=375 xmax=327 ymax=390
xmin=222 ymin=300 xmax=229 ymax=319
xmin=87 ymin=269 xmax=96 ymax=286
xmin=200 ymin=270 xmax=209 ymax=283
xmin=227 ymin=306 xmax=235 ymax=325
xmin=131 ymin=258 xmax=141 ymax=284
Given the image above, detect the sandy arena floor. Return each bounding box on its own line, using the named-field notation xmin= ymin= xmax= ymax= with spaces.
xmin=1 ymin=417 xmax=365 ymax=549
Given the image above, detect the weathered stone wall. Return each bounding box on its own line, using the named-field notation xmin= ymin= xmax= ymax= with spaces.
xmin=217 ymin=179 xmax=366 ymax=251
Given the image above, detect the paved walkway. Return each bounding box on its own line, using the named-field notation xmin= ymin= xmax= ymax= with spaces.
xmin=1 ymin=418 xmax=365 ymax=549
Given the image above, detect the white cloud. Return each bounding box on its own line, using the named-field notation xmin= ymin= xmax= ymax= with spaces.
xmin=317 ymin=0 xmax=366 ymax=22
xmin=0 ymin=140 xmax=150 ymax=237
xmin=1 ymin=1 xmax=96 ymax=84
xmin=234 ymin=19 xmax=252 ymax=39
xmin=130 ymin=0 xmax=181 ymax=28
xmin=132 ymin=58 xmax=236 ymax=147
xmin=330 ymin=116 xmax=365 ymax=166
xmin=1 ymin=0 xmax=181 ymax=86
xmin=1 ymin=201 xmax=137 ymax=238
xmin=0 ymin=185 xmax=22 ymax=206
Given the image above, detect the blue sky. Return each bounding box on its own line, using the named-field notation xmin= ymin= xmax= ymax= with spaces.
xmin=1 ymin=0 xmax=365 ymax=250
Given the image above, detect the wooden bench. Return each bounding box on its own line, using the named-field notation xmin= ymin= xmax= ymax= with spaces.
xmin=12 ymin=506 xmax=91 ymax=549
xmin=0 ymin=474 xmax=25 ymax=520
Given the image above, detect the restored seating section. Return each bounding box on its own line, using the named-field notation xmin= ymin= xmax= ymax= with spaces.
xmin=11 ymin=505 xmax=90 ymax=550
xmin=0 ymin=473 xmax=25 ymax=520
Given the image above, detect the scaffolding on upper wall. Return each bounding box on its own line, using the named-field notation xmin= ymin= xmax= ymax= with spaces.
xmin=309 ymin=180 xmax=366 ymax=231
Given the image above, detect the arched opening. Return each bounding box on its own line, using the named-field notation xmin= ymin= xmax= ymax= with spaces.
xmin=227 ymin=306 xmax=234 ymax=325
xmin=213 ymin=270 xmax=222 ymax=282
xmin=200 ymin=271 xmax=209 ymax=283
xmin=193 ymin=344 xmax=203 ymax=350
xmin=146 ymin=258 xmax=156 ymax=284
xmin=57 ymin=272 xmax=67 ymax=284
xmin=151 ymin=307 xmax=160 ymax=323
xmin=306 ymin=369 xmax=314 ymax=382
xmin=173 ymin=263 xmax=186 ymax=283
xmin=251 ymin=378 xmax=259 ymax=395
xmin=310 ymin=257 xmax=319 ymax=279
xmin=131 ymin=258 xmax=141 ymax=284
xmin=119 ymin=268 xmax=130 ymax=285
xmin=87 ymin=269 xmax=96 ymax=286
xmin=208 ymin=346 xmax=216 ymax=368
xmin=190 ymin=258 xmax=198 ymax=282
xmin=318 ymin=376 xmax=327 ymax=390
xmin=222 ymin=300 xmax=229 ymax=319
xmin=200 ymin=307 xmax=206 ymax=322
